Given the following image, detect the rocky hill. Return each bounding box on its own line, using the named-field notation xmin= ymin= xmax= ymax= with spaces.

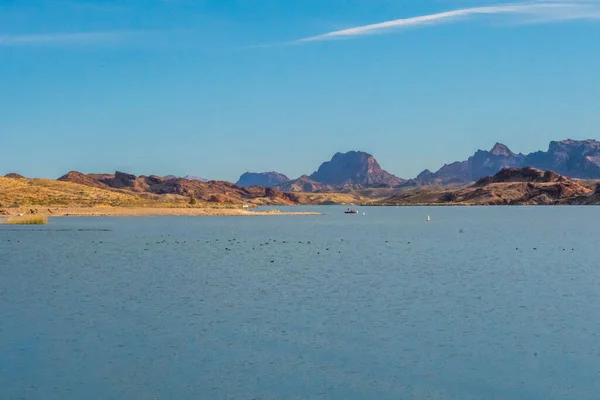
xmin=236 ymin=172 xmax=290 ymax=188
xmin=0 ymin=175 xmax=142 ymax=208
xmin=380 ymin=167 xmax=593 ymax=206
xmin=4 ymin=173 xmax=26 ymax=179
xmin=474 ymin=167 xmax=566 ymax=186
xmin=309 ymin=151 xmax=404 ymax=187
xmin=58 ymin=171 xmax=297 ymax=205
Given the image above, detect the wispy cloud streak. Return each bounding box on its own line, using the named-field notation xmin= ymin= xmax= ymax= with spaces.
xmin=0 ymin=31 xmax=128 ymax=46
xmin=297 ymin=1 xmax=600 ymax=43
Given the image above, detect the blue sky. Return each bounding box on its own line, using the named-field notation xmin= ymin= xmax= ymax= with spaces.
xmin=1 ymin=0 xmax=600 ymax=181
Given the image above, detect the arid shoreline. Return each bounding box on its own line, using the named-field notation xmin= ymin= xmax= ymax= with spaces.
xmin=0 ymin=207 xmax=321 ymax=218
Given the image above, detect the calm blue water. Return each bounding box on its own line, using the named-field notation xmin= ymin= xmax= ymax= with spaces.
xmin=1 ymin=206 xmax=600 ymax=399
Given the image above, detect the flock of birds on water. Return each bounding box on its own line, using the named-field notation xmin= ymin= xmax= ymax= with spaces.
xmin=125 ymin=236 xmax=371 ymax=261
xmin=1 ymin=214 xmax=578 ymax=256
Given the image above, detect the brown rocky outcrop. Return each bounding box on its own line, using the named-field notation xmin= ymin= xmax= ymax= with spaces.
xmin=58 ymin=171 xmax=109 ymax=188
xmin=474 ymin=167 xmax=565 ymax=186
xmin=380 ymin=167 xmax=593 ymax=206
xmin=58 ymin=171 xmax=298 ymax=205
xmin=4 ymin=173 xmax=25 ymax=179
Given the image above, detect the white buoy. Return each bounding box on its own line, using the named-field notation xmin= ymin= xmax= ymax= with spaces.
xmin=426 ymin=215 xmax=430 ymax=222
xmin=362 ymin=212 xmax=366 ymax=216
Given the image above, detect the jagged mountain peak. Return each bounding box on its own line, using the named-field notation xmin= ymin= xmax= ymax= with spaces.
xmin=490 ymin=143 xmax=514 ymax=156
xmin=309 ymin=150 xmax=403 ymax=187
xmin=414 ymin=138 xmax=600 ymax=185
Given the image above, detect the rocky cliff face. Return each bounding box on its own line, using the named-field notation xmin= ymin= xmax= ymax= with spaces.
xmin=236 ymin=172 xmax=290 ymax=188
xmin=309 ymin=151 xmax=404 ymax=187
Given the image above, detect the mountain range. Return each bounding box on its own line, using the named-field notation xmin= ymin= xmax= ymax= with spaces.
xmin=237 ymin=150 xmax=403 ymax=192
xmin=234 ymin=139 xmax=600 ymax=192
xmin=6 ymin=165 xmax=600 ymax=209
xmin=410 ymin=139 xmax=600 ymax=186
xmin=57 ymin=139 xmax=600 ymax=195
xmin=9 ymin=138 xmax=600 ymax=205
xmin=409 ymin=143 xmax=525 ymax=186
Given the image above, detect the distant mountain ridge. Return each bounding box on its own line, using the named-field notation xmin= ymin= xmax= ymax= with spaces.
xmin=412 ymin=143 xmax=525 ymax=186
xmin=524 ymin=139 xmax=600 ymax=179
xmin=164 ymin=175 xmax=208 ymax=182
xmin=235 ymin=141 xmax=600 ymax=192
xmin=53 ymin=139 xmax=600 ymax=198
xmin=412 ymin=139 xmax=600 ymax=186
xmin=275 ymin=175 xmax=334 ymax=193
xmin=236 ymin=172 xmax=290 ymax=188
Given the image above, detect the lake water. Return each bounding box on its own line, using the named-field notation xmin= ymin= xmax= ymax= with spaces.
xmin=1 ymin=206 xmax=600 ymax=399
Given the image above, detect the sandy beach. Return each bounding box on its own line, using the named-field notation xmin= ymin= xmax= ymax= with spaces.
xmin=0 ymin=207 xmax=321 ymax=218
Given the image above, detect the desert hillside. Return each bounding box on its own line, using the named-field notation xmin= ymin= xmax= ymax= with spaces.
xmin=0 ymin=174 xmax=372 ymax=212
xmin=379 ymin=168 xmax=595 ymax=206
xmin=0 ymin=176 xmax=144 ymax=208
xmin=4 ymin=167 xmax=600 ymax=211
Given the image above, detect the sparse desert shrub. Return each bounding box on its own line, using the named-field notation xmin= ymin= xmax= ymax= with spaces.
xmin=6 ymin=215 xmax=48 ymax=225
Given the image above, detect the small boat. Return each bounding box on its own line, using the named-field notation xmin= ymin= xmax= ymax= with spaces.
xmin=345 ymin=209 xmax=358 ymax=214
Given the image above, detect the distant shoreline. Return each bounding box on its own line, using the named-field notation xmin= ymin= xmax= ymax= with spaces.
xmin=0 ymin=207 xmax=321 ymax=218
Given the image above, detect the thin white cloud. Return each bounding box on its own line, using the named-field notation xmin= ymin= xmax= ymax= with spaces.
xmin=297 ymin=1 xmax=600 ymax=43
xmin=0 ymin=31 xmax=126 ymax=46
